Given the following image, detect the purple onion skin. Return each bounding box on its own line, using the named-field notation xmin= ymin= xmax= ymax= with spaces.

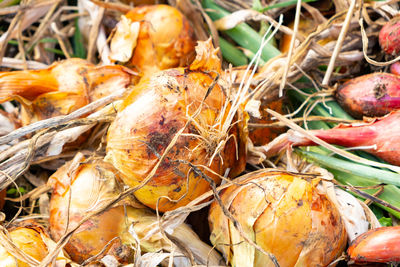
xmin=391 ymin=62 xmax=400 ymax=76
xmin=336 ymin=73 xmax=400 ymax=119
xmin=379 ymin=16 xmax=400 ymax=56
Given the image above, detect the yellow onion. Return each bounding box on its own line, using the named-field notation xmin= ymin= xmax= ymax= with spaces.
xmin=0 ymin=58 xmax=132 ymax=125
xmin=48 ymin=154 xmax=138 ymax=264
xmin=110 ymin=5 xmax=196 ymax=78
xmin=49 ymin=153 xmax=223 ymax=265
xmin=209 ymin=170 xmax=347 ymax=267
xmin=0 ymin=221 xmax=71 ymax=267
xmin=106 ymin=40 xmax=248 ymax=212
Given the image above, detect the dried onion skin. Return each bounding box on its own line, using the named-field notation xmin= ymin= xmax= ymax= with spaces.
xmin=209 ymin=170 xmax=347 ymax=267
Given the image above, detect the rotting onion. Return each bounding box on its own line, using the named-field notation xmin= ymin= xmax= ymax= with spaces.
xmin=48 ymin=153 xmax=223 ymax=265
xmin=348 ymin=226 xmax=400 ymax=264
xmin=110 ymin=4 xmax=196 ymax=79
xmin=208 ymin=170 xmax=347 ymax=267
xmin=105 ymin=39 xmax=248 ymax=212
xmin=335 ymin=72 xmax=400 ymax=118
xmin=0 ymin=58 xmax=133 ymax=125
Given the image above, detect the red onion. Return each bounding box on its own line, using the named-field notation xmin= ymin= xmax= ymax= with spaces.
xmin=336 ymin=73 xmax=400 ymax=118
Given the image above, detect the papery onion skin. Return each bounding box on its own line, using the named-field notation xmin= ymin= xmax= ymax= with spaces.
xmin=379 ymin=16 xmax=400 ymax=56
xmin=0 ymin=222 xmax=49 ymax=267
xmin=0 ymin=58 xmax=132 ymax=125
xmin=106 ymin=40 xmax=247 ymax=212
xmin=209 ymin=170 xmax=347 ymax=267
xmin=48 ymin=157 xmax=136 ymax=264
xmin=336 ymin=73 xmax=400 ymax=118
xmin=124 ymin=5 xmax=196 ymax=74
xmin=348 ymin=226 xmax=400 ymax=264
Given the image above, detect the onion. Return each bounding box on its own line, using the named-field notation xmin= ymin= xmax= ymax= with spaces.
xmin=0 ymin=58 xmax=132 ymax=125
xmin=348 ymin=226 xmax=400 ymax=264
xmin=110 ymin=5 xmax=196 ymax=78
xmin=105 ymin=40 xmax=247 ymax=212
xmin=48 ymin=155 xmax=138 ymax=264
xmin=336 ymin=73 xmax=400 ymax=118
xmin=0 ymin=221 xmax=71 ymax=267
xmin=391 ymin=61 xmax=400 ymax=76
xmin=264 ymin=111 xmax=400 ymax=166
xmin=208 ymin=170 xmax=347 ymax=267
xmin=379 ymin=16 xmax=400 ymax=56
xmin=49 ymin=153 xmax=224 ymax=265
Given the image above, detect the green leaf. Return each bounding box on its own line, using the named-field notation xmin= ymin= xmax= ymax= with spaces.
xmin=378 ymin=217 xmax=392 ymax=227
xmin=73 ymin=17 xmax=86 ymax=59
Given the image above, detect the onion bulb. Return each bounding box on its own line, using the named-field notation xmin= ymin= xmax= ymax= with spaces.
xmin=0 ymin=221 xmax=71 ymax=267
xmin=0 ymin=58 xmax=132 ymax=125
xmin=379 ymin=16 xmax=400 ymax=56
xmin=110 ymin=5 xmax=196 ymax=77
xmin=209 ymin=170 xmax=347 ymax=267
xmin=391 ymin=61 xmax=400 ymax=76
xmin=336 ymin=73 xmax=400 ymax=118
xmin=48 ymin=154 xmax=138 ymax=264
xmin=106 ymin=39 xmax=248 ymax=212
xmin=348 ymin=226 xmax=400 ymax=264
xmin=49 ymin=153 xmax=224 ymax=265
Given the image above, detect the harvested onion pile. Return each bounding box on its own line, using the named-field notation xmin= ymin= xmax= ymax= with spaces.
xmin=0 ymin=0 xmax=400 ymax=266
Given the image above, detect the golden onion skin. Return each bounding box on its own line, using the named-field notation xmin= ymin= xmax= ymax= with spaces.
xmin=0 ymin=58 xmax=132 ymax=125
xmin=106 ymin=41 xmax=247 ymax=212
xmin=124 ymin=5 xmax=196 ymax=74
xmin=209 ymin=171 xmax=347 ymax=267
xmin=48 ymin=158 xmax=135 ymax=264
xmin=0 ymin=223 xmax=49 ymax=267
